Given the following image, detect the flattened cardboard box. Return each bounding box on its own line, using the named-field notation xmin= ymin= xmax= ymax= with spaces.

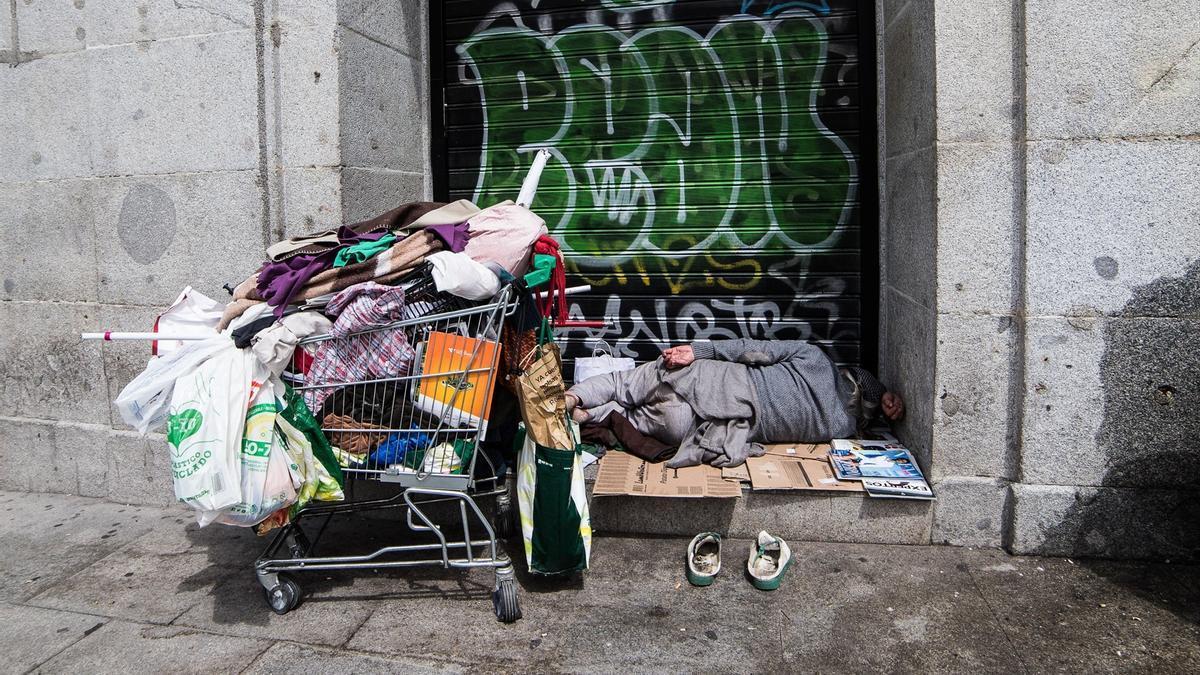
xmin=747 ymin=444 xmax=864 ymax=493
xmin=594 ymin=451 xmax=742 ymax=499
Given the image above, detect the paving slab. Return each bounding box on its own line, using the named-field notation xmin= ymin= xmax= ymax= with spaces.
xmin=778 ymin=542 xmax=1019 ymax=673
xmin=32 ymin=620 xmax=270 ymax=675
xmin=172 ymin=566 xmax=380 ymax=648
xmin=0 ymin=491 xmax=158 ymax=601
xmin=244 ymin=642 xmax=463 ymax=675
xmin=0 ymin=603 xmax=107 ymax=674
xmin=967 ymin=548 xmax=1200 ymax=672
xmin=26 ymin=517 xmax=264 ymax=624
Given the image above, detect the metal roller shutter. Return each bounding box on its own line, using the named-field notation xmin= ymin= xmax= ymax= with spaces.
xmin=433 ymin=0 xmax=877 ymax=370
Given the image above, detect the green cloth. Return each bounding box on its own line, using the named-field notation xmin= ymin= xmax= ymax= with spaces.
xmin=280 ymin=384 xmax=344 ymax=487
xmin=522 ymin=253 xmax=557 ymax=288
xmin=333 ymin=234 xmax=396 ymax=268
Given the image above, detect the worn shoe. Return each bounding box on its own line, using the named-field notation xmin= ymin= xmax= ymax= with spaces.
xmin=746 ymin=530 xmax=792 ymax=591
xmin=686 ymin=532 xmax=722 ymax=586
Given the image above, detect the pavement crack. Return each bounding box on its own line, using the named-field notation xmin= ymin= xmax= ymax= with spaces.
xmin=963 ymin=556 xmax=1031 ymax=675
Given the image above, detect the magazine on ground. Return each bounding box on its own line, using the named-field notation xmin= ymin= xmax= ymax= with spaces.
xmin=828 ymin=439 xmax=923 ymax=480
xmin=861 ymin=477 xmax=936 ymax=500
xmin=828 ymin=439 xmax=935 ymax=500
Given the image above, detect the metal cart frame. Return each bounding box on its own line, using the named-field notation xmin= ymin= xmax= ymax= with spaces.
xmin=255 ymin=277 xmax=522 ymax=622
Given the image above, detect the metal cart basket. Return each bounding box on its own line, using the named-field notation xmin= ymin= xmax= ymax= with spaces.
xmin=256 ymin=267 xmax=522 ymax=622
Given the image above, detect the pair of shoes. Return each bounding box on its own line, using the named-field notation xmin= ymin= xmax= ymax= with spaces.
xmin=686 ymin=531 xmax=792 ymax=591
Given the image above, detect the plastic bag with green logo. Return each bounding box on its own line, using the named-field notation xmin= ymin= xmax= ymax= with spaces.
xmin=212 ymin=377 xmax=299 ymax=527
xmin=167 ymin=344 xmax=258 ymax=520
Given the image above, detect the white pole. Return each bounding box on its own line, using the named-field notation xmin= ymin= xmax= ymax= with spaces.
xmin=81 ymin=332 xmax=214 ymax=341
xmin=515 ymin=148 xmax=552 ymax=208
xmin=536 ymin=284 xmax=591 ymax=300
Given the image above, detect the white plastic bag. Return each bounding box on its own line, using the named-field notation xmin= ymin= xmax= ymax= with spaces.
xmin=153 ymin=286 xmax=224 ymax=356
xmin=116 ymin=336 xmax=231 ymax=434
xmin=572 ymin=340 xmax=635 ymax=385
xmin=213 ymin=377 xmax=298 ymax=527
xmin=166 ymin=343 xmax=258 ymax=517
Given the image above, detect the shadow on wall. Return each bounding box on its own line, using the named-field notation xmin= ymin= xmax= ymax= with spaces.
xmin=1039 ymin=260 xmax=1200 ymax=562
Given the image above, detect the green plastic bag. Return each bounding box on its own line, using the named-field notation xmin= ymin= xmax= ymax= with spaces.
xmin=516 ymin=425 xmax=591 ymax=575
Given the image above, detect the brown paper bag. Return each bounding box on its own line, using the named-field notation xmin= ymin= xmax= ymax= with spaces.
xmin=514 ymin=341 xmax=574 ymax=449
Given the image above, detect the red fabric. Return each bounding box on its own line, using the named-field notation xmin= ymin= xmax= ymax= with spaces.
xmin=533 ymin=235 xmax=568 ymax=323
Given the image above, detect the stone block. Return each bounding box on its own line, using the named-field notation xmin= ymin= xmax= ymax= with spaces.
xmin=930 ymin=476 xmax=1009 ymax=547
xmin=1022 ymin=313 xmax=1199 ymax=491
xmin=0 ymin=179 xmax=98 ymax=302
xmin=278 ymin=1 xmax=337 ymax=28
xmin=85 ymin=0 xmax=252 ymax=47
xmin=932 ymin=313 xmax=1018 ymax=479
xmin=0 ymin=418 xmax=166 ymax=502
xmin=91 ymin=171 xmax=266 ymax=306
xmin=0 ymin=6 xmax=10 ymax=53
xmin=0 ymin=417 xmax=105 ymax=497
xmin=49 ymin=420 xmax=114 ymax=499
xmin=341 ymin=167 xmax=426 ymax=223
xmin=97 ymin=303 xmax=161 ymax=429
xmin=1026 ymin=139 xmax=1200 ymax=316
xmin=1026 ymin=1 xmax=1200 ymax=139
xmin=106 ymin=428 xmax=175 ymax=507
xmin=882 ymin=0 xmax=935 ymax=158
xmin=591 ymin=490 xmax=931 ymax=545
xmin=0 ymin=301 xmax=110 ymax=424
xmin=935 ymin=142 xmax=1017 ymax=313
xmin=1091 ymin=315 xmax=1200 ymax=490
xmin=280 ymin=166 xmax=343 ymax=241
xmin=883 ymin=146 xmax=936 ymax=305
xmin=275 ymin=23 xmax=340 ymax=168
xmin=880 ymin=288 xmax=935 ymax=465
xmin=933 ymin=0 xmax=1015 ymax=142
xmin=1020 ymin=317 xmax=1106 ymax=486
xmin=35 ymin=621 xmax=270 ymax=672
xmin=0 ymin=605 xmax=107 ymax=673
xmin=338 ymin=0 xmax=425 ymax=57
xmin=88 ymin=30 xmax=258 ymax=176
xmin=0 ymin=418 xmax=57 ymax=493
xmin=1009 ymin=482 xmax=1200 ymax=561
xmin=15 ymin=0 xmax=88 ymax=56
xmin=338 ymin=27 xmax=426 ymax=174
xmin=0 ymin=51 xmax=92 ymax=181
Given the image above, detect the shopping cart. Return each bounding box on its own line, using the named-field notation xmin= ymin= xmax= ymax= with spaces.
xmin=255 ymin=265 xmax=524 ymax=622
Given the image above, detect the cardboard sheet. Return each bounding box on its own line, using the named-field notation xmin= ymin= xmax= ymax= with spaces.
xmin=746 ymin=444 xmax=864 ymax=493
xmin=721 ymin=464 xmax=751 ymax=483
xmin=761 ymin=443 xmax=828 ymax=459
xmin=593 ymin=452 xmax=743 ymax=499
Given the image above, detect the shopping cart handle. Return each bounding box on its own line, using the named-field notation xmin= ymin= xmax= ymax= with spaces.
xmin=554 ymin=320 xmax=608 ymax=328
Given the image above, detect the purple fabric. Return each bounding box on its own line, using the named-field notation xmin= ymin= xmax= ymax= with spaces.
xmin=423 ymin=222 xmax=470 ymax=253
xmin=257 ymin=227 xmax=390 ymax=317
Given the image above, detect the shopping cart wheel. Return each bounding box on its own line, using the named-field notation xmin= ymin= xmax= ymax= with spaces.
xmin=493 ymin=492 xmax=516 ymax=539
xmin=493 ymin=566 xmax=521 ymax=623
xmin=263 ymin=574 xmax=302 ymax=615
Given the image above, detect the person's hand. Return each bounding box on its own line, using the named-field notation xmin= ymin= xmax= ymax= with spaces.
xmin=662 ymin=345 xmax=695 ymax=370
xmin=882 ymin=392 xmax=905 ymax=421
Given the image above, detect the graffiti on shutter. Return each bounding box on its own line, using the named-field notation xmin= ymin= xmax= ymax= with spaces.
xmin=443 ymin=0 xmax=866 ymax=364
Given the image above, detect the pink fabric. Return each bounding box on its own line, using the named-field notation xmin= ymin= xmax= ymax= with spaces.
xmin=463 ymin=202 xmax=547 ymax=276
xmin=303 ymin=282 xmax=415 ymax=415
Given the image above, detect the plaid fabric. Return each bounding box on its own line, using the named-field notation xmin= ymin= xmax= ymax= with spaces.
xmin=303 ymin=282 xmax=415 ymax=415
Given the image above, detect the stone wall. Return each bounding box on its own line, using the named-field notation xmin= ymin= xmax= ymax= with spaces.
xmin=878 ymin=0 xmax=1199 ymax=559
xmin=0 ymin=0 xmax=428 ymax=505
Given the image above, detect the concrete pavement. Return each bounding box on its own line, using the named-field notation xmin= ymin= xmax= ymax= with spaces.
xmin=1 ymin=489 xmax=1198 ymax=673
